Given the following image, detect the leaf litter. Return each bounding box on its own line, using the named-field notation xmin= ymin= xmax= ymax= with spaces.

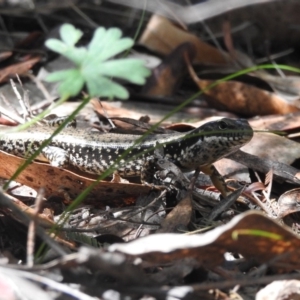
xmin=1 ymin=1 xmax=300 ymax=299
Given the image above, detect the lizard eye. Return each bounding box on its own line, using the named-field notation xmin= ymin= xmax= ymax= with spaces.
xmin=219 ymin=120 xmax=228 ymax=130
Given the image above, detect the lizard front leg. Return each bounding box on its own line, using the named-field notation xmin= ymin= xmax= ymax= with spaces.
xmin=41 ymin=146 xmax=70 ymax=168
xmin=140 ymin=147 xmax=165 ymax=185
xmin=141 ymin=155 xmax=188 ymax=202
xmin=141 ymin=148 xmax=188 ymax=191
xmin=200 ymin=164 xmax=229 ymax=197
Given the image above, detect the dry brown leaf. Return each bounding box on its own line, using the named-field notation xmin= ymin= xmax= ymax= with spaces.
xmin=0 ymin=56 xmax=41 ymax=83
xmin=228 ymin=149 xmax=300 ymax=186
xmin=91 ymin=99 xmax=146 ymax=120
xmin=0 ymin=117 xmax=18 ymax=126
xmin=192 ymin=77 xmax=299 ymax=116
xmin=139 ymin=15 xmax=232 ymax=66
xmin=257 ymin=280 xmax=300 ymax=300
xmin=278 ymin=188 xmax=300 ymax=219
xmin=214 ymin=158 xmax=252 ymax=183
xmin=5 ymin=193 xmax=55 ymax=228
xmin=157 ymin=192 xmax=192 ymax=233
xmin=244 ymin=182 xmax=266 ymax=194
xmin=109 ymin=211 xmax=300 ymax=270
xmin=0 ymin=151 xmax=152 ymax=207
xmin=187 ymin=59 xmax=299 ymax=115
xmin=243 ymin=133 xmax=300 ymax=166
xmin=0 ymin=51 xmax=12 ymax=62
xmin=0 ymin=193 xmax=76 ymax=248
xmin=142 ymin=42 xmax=195 ymax=97
xmin=206 ymin=130 xmax=300 ymax=190
xmin=249 ymin=113 xmax=300 ymax=132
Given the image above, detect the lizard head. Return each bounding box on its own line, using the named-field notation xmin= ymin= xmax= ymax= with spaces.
xmin=177 ymin=118 xmax=253 ymax=169
xmin=199 ymin=118 xmax=253 ymax=145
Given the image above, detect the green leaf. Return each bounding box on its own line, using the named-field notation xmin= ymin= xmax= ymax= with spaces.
xmin=63 ymin=47 xmax=87 ymax=66
xmin=45 ymin=24 xmax=150 ymax=99
xmin=45 ymin=39 xmax=86 ymax=65
xmin=45 ymin=39 xmax=68 ymax=55
xmin=86 ymin=76 xmax=128 ymax=99
xmin=88 ymin=27 xmax=134 ymax=61
xmin=46 ymin=69 xmax=75 ymax=82
xmin=60 ymin=24 xmax=83 ymax=46
xmin=97 ymin=59 xmax=150 ymax=84
xmin=46 ymin=69 xmax=84 ymax=98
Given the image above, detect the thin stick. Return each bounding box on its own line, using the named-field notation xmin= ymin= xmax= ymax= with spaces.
xmin=27 ymin=188 xmax=45 ymax=267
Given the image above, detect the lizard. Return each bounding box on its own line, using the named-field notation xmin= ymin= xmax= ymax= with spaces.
xmin=0 ymin=118 xmax=253 ymax=196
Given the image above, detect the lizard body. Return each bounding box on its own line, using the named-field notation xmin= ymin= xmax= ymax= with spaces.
xmin=0 ymin=118 xmax=253 ymax=194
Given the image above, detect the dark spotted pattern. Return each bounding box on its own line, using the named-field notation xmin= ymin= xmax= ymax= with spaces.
xmin=0 ymin=118 xmax=253 ymax=176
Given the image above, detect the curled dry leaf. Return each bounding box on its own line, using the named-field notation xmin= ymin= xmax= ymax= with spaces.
xmin=0 ymin=56 xmax=41 ymax=83
xmin=0 ymin=151 xmax=152 ymax=207
xmin=142 ymin=42 xmax=196 ymax=97
xmin=91 ymin=99 xmax=146 ymax=120
xmin=277 ymin=188 xmax=300 ymax=219
xmin=157 ymin=192 xmax=192 ymax=233
xmin=188 ymin=71 xmax=299 ymax=116
xmin=139 ymin=15 xmax=232 ymax=66
xmin=109 ymin=211 xmax=300 ymax=270
xmin=256 ymin=280 xmax=300 ymax=300
xmin=244 ymin=182 xmax=266 ymax=194
xmin=91 ymin=99 xmax=177 ymax=125
xmin=4 ymin=193 xmax=55 ymax=228
xmin=1 ymin=193 xmax=76 ymax=248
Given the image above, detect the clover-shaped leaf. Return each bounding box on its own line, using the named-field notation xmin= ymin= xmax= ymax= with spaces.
xmin=60 ymin=24 xmax=83 ymax=46
xmin=46 ymin=69 xmax=84 ymax=97
xmin=45 ymin=24 xmax=150 ymax=99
